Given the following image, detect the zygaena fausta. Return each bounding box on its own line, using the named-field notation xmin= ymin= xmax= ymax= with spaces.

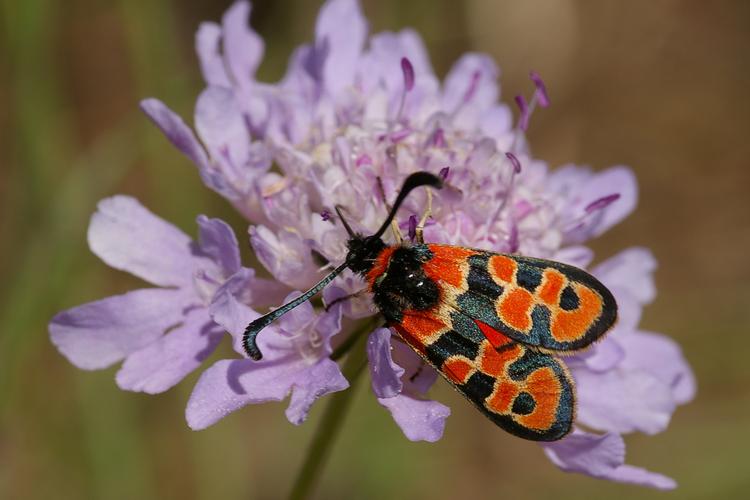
xmin=243 ymin=172 xmax=617 ymax=441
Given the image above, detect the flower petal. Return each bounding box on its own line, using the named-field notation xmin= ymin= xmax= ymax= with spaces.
xmin=561 ymin=166 xmax=638 ymax=243
xmin=315 ymin=0 xmax=367 ymax=95
xmin=620 ymin=330 xmax=696 ymax=405
xmin=285 ymin=358 xmax=349 ymax=424
xmin=209 ymin=271 xmax=296 ymax=360
xmin=140 ymin=98 xmax=234 ymax=197
xmin=49 ymin=288 xmax=189 ymax=370
xmin=378 ymin=394 xmax=450 ymax=442
xmin=115 ymin=308 xmax=223 ymax=394
xmin=544 ymin=430 xmax=676 ymax=490
xmin=249 ymin=225 xmax=320 ymax=290
xmin=186 ymin=357 xmax=303 ymax=430
xmin=442 ymin=53 xmax=499 ymax=129
xmin=87 ymin=195 xmax=205 ymax=287
xmin=194 ymin=86 xmax=251 ymax=178
xmin=367 ymin=328 xmax=404 ymax=398
xmin=574 ymin=364 xmax=676 ymax=435
xmin=197 ymin=215 xmax=241 ymax=277
xmin=195 ymin=22 xmax=231 ymax=87
xmin=593 ymin=247 xmax=657 ymax=305
xmin=222 ymin=0 xmax=264 ymax=87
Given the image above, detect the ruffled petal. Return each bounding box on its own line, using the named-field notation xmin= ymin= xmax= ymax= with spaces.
xmin=197 ymin=215 xmax=241 ymax=277
xmin=575 ymin=336 xmax=625 ymax=372
xmin=285 ymin=358 xmax=349 ymax=424
xmin=574 ymin=364 xmax=676 ymax=435
xmin=195 ymin=22 xmax=231 ymax=87
xmin=367 ymin=328 xmax=404 ymax=398
xmin=140 ymin=99 xmax=233 ymax=196
xmin=378 ymin=394 xmax=450 ymax=442
xmin=315 ymin=0 xmax=367 ymax=94
xmin=209 ymin=271 xmax=293 ymax=359
xmin=561 ymin=166 xmax=639 ymax=243
xmin=222 ymin=1 xmax=264 ymax=87
xmin=185 ymin=357 xmax=304 ymax=430
xmin=593 ymin=247 xmax=657 ymax=305
xmin=195 ymin=86 xmax=251 ymax=178
xmin=442 ymin=53 xmax=499 ymax=129
xmin=249 ymin=225 xmax=320 ymax=290
xmin=620 ymin=330 xmax=696 ymax=405
xmin=544 ymin=430 xmax=676 ymax=490
xmin=115 ymin=308 xmax=223 ymax=394
xmin=49 ymin=288 xmax=189 ymax=370
xmin=88 ymin=196 xmax=206 ymax=287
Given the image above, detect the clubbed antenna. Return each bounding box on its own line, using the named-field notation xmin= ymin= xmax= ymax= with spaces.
xmin=243 ymin=262 xmax=348 ymax=360
xmin=370 ymin=172 xmax=443 ymax=241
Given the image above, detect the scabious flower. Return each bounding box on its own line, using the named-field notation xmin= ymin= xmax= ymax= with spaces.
xmin=49 ymin=196 xmax=282 ymax=393
xmin=51 ymin=0 xmax=695 ymax=490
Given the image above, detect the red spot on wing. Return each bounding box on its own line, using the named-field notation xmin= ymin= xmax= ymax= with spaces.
xmin=478 ymin=341 xmax=523 ymax=378
xmin=443 ymin=357 xmax=474 ymax=385
xmin=486 ymin=381 xmax=520 ymax=414
xmin=399 ymin=311 xmax=447 ymax=346
xmin=517 ymin=367 xmax=562 ymax=431
xmin=550 ymin=285 xmax=603 ymax=342
xmin=423 ymin=245 xmax=475 ymax=288
xmin=498 ymin=288 xmax=534 ymax=332
xmin=475 ymin=319 xmax=513 ymax=349
xmin=538 ymin=268 xmax=565 ymax=306
xmin=489 ymin=255 xmax=517 ymax=283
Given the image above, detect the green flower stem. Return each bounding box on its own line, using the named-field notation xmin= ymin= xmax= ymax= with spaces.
xmin=288 ymin=326 xmax=371 ymax=500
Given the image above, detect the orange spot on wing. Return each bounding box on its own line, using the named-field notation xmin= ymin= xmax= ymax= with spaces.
xmin=423 ymin=245 xmax=475 ymax=288
xmin=443 ymin=357 xmax=474 ymax=385
xmin=498 ymin=288 xmax=534 ymax=332
xmin=366 ymin=246 xmax=396 ymax=289
xmin=486 ymin=381 xmax=520 ymax=414
xmin=475 ymin=319 xmax=513 ymax=348
xmin=489 ymin=255 xmax=517 ymax=284
xmin=550 ymin=285 xmax=603 ymax=342
xmin=517 ymin=367 xmax=561 ymax=431
xmin=399 ymin=311 xmax=447 ymax=345
xmin=539 ymin=269 xmax=566 ymax=306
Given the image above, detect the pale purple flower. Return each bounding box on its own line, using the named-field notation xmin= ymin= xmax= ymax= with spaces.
xmin=51 ymin=0 xmax=696 ymax=490
xmin=48 ymin=196 xmax=274 ymax=393
xmin=187 ymin=289 xmax=348 ymax=429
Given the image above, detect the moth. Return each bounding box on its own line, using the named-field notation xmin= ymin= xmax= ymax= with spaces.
xmin=244 ymin=172 xmax=617 ymax=441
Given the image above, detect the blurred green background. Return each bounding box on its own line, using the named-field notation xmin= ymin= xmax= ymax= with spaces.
xmin=1 ymin=0 xmax=748 ymax=499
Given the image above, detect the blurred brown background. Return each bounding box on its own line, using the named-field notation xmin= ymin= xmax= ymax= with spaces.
xmin=1 ymin=0 xmax=748 ymax=499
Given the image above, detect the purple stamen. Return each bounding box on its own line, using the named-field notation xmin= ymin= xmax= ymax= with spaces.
xmin=514 ymin=95 xmax=530 ymax=131
xmin=439 ymin=166 xmax=450 ymax=181
xmin=408 ymin=215 xmax=418 ymax=242
xmin=529 ymin=71 xmax=550 ymax=108
xmin=585 ymin=193 xmax=621 ymax=213
xmin=390 ymin=128 xmax=412 ymax=143
xmin=355 ymin=154 xmax=373 ymax=166
xmin=508 ymin=223 xmax=519 ymax=253
xmin=321 ymin=210 xmax=331 ymax=221
xmin=401 ymin=57 xmax=415 ymax=92
xmin=505 ymin=152 xmax=522 ymax=174
xmin=463 ymin=70 xmax=481 ymax=104
xmin=428 ymin=128 xmax=446 ymax=147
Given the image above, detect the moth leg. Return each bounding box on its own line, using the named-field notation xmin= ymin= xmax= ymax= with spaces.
xmin=415 ymin=188 xmax=433 ymax=244
xmin=324 ymin=288 xmax=367 ymax=311
xmin=391 ymin=220 xmax=404 ymax=244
